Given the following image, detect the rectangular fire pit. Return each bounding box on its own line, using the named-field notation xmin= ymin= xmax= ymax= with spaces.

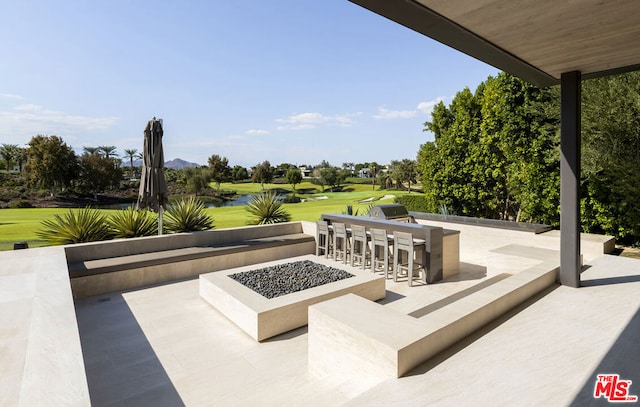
xmin=199 ymin=254 xmax=386 ymax=341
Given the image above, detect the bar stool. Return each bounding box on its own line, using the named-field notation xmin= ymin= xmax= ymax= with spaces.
xmin=332 ymin=222 xmax=351 ymax=264
xmin=315 ymin=220 xmax=332 ymax=258
xmin=350 ymin=224 xmax=370 ymax=270
xmin=370 ymin=228 xmax=393 ymax=278
xmin=393 ymin=231 xmax=426 ymax=286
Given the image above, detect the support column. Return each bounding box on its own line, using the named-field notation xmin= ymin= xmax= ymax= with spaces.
xmin=560 ymin=71 xmax=581 ymax=287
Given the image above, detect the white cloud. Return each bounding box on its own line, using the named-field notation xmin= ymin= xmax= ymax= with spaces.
xmin=372 ymin=106 xmax=417 ymax=120
xmin=277 ymin=112 xmax=329 ymax=125
xmin=245 ymin=129 xmax=271 ymax=136
xmin=0 ymin=93 xmax=24 ymax=100
xmin=371 ymin=97 xmax=450 ymax=121
xmin=276 ymin=112 xmax=359 ymax=130
xmin=0 ymin=102 xmax=119 ymax=144
xmin=417 ymin=97 xmax=447 ymax=115
xmin=14 ymin=103 xmax=42 ymax=111
xmin=276 ymin=124 xmax=315 ymax=131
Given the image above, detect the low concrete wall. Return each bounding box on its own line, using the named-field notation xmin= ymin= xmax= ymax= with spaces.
xmin=64 ymin=221 xmax=309 ymax=263
xmin=0 ymin=247 xmax=90 ymax=406
xmin=309 ymin=257 xmax=559 ymax=379
xmin=67 ymin=222 xmax=316 ymax=298
xmin=412 ymin=218 xmax=614 ymax=265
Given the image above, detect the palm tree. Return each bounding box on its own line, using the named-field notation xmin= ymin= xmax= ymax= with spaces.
xmin=0 ymin=144 xmax=19 ymax=171
xmin=83 ymin=146 xmax=100 ymax=155
xmin=17 ymin=147 xmax=28 ymax=173
xmin=98 ymin=145 xmax=118 ymax=158
xmin=123 ymin=148 xmax=139 ymax=178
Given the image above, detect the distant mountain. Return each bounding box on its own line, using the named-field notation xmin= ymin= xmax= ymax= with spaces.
xmin=165 ymin=158 xmax=201 ymax=169
xmin=131 ymin=158 xmax=201 ymax=169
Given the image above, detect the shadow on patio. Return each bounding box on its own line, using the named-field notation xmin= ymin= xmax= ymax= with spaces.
xmin=570 ymin=301 xmax=640 ymax=406
xmin=75 ymin=294 xmax=185 ymax=407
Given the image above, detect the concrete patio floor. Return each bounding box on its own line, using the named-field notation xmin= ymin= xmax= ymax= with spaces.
xmin=75 ymin=253 xmax=640 ymax=406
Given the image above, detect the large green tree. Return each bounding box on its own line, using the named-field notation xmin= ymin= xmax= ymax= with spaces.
xmin=319 ymin=166 xmax=345 ymax=191
xmin=231 ymin=165 xmax=249 ymax=182
xmin=286 ymin=168 xmax=303 ymax=192
xmin=580 ymin=71 xmax=640 ymax=241
xmin=419 ymin=73 xmax=560 ymax=222
xmin=252 ymin=160 xmax=274 ymax=190
xmin=207 ymin=154 xmax=231 ymax=191
xmin=420 ymin=86 xmax=487 ymax=217
xmin=26 ymin=135 xmax=79 ymax=197
xmin=78 ymin=153 xmax=123 ymax=200
xmin=389 ymin=159 xmax=418 ymax=192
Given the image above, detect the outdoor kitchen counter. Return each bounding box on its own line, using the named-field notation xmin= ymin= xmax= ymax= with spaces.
xmin=320 ymin=214 xmax=460 ymax=282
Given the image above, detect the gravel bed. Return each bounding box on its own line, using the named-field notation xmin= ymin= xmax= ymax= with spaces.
xmin=228 ymin=260 xmax=355 ymax=299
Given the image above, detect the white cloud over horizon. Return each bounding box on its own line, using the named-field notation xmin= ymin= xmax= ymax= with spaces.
xmin=372 ymin=97 xmax=450 ymax=121
xmin=245 ymin=129 xmax=271 ymax=136
xmin=372 ymin=106 xmax=417 ymax=120
xmin=0 ymin=93 xmax=24 ymax=100
xmin=0 ymin=100 xmax=119 ymax=145
xmin=276 ymin=112 xmax=360 ymax=131
xmin=417 ymin=97 xmax=447 ymax=114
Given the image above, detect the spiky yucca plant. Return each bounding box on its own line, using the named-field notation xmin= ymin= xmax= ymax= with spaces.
xmin=37 ymin=207 xmax=111 ymax=245
xmin=108 ymin=206 xmax=157 ymax=238
xmin=164 ymin=196 xmax=214 ymax=233
xmin=245 ymin=191 xmax=291 ymax=225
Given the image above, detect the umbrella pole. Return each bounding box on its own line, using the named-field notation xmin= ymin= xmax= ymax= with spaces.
xmin=158 ymin=205 xmax=163 ymax=235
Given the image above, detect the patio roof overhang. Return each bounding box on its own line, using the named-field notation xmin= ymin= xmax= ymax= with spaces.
xmin=349 ymin=0 xmax=640 ymax=287
xmin=349 ymin=0 xmax=640 ymax=87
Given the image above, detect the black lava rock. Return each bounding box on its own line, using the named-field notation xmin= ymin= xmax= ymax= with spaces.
xmin=228 ymin=260 xmax=355 ymax=299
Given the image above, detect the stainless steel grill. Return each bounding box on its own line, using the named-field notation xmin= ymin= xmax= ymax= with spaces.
xmin=368 ymin=204 xmax=415 ymax=223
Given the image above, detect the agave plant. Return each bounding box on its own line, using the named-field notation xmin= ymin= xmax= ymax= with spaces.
xmin=164 ymin=196 xmax=214 ymax=233
xmin=342 ymin=204 xmax=374 ymax=216
xmin=108 ymin=206 xmax=157 ymax=238
xmin=37 ymin=207 xmax=111 ymax=245
xmin=245 ymin=191 xmax=291 ymax=225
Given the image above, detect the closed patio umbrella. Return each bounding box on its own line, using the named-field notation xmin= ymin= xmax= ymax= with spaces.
xmin=137 ymin=117 xmax=168 ymax=235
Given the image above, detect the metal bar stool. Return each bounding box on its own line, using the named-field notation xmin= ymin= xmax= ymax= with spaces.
xmin=350 ymin=224 xmax=370 ymax=270
xmin=393 ymin=231 xmax=426 ymax=286
xmin=370 ymin=228 xmax=393 ymax=278
xmin=332 ymin=222 xmax=351 ymax=264
xmin=315 ymin=220 xmax=332 ymax=258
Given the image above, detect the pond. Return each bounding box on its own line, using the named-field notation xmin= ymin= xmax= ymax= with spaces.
xmin=97 ymin=194 xmax=256 ymax=210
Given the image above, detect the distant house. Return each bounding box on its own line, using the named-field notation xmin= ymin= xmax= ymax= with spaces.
xmin=299 ymin=166 xmax=312 ymax=178
xmin=358 ymin=168 xmax=371 ymax=178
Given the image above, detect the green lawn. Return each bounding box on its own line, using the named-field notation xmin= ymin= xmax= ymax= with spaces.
xmin=0 ymin=185 xmax=412 ymax=250
xmin=0 ymin=208 xmax=65 ymax=250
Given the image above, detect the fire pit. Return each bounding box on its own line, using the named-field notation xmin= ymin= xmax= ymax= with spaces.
xmin=228 ymin=260 xmax=354 ymax=299
xmin=199 ymin=255 xmax=385 ymax=341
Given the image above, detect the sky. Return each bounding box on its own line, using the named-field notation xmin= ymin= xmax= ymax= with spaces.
xmin=0 ymin=1 xmax=499 ymax=168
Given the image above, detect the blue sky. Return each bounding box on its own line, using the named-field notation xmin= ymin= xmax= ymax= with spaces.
xmin=0 ymin=1 xmax=498 ymax=168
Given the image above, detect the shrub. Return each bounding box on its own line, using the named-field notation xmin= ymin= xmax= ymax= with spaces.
xmin=164 ymin=197 xmax=214 ymax=233
xmin=394 ymin=194 xmax=429 ymax=213
xmin=282 ymin=194 xmax=301 ymax=204
xmin=245 ymin=191 xmax=291 ymax=225
xmin=341 ymin=204 xmax=369 ymax=216
xmin=8 ymin=200 xmax=32 ymax=208
xmin=37 ymin=207 xmax=111 ymax=245
xmin=108 ymin=206 xmax=158 ymax=238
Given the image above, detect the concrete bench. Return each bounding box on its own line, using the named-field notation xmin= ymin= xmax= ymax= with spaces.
xmin=68 ymin=234 xmax=313 ymax=277
xmin=66 ymin=222 xmax=316 ymax=298
xmin=308 ymin=250 xmax=558 ymax=379
xmin=320 ymin=213 xmax=460 ymax=282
